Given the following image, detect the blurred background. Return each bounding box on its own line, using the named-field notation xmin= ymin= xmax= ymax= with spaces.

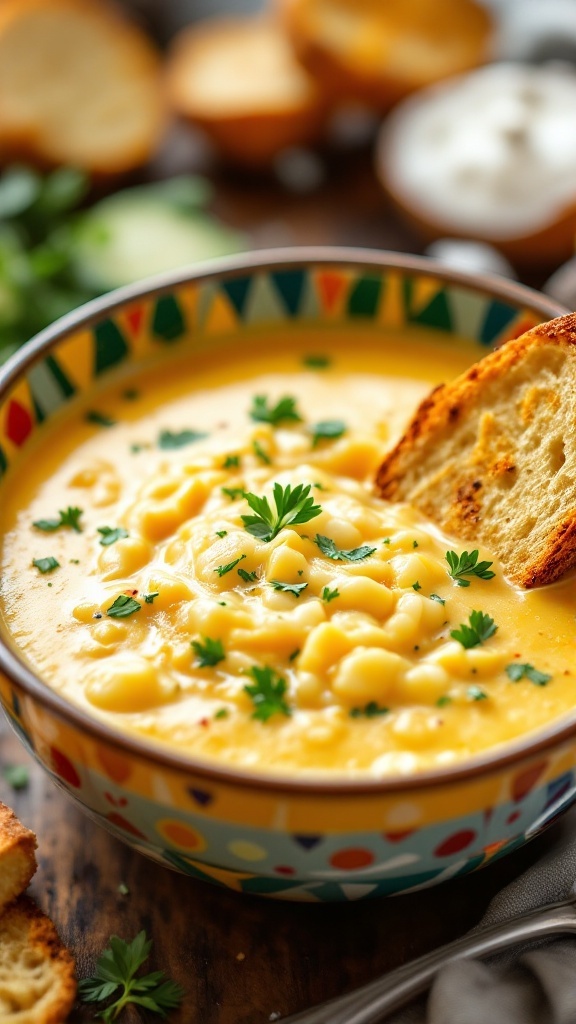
xmin=1 ymin=0 xmax=576 ymax=363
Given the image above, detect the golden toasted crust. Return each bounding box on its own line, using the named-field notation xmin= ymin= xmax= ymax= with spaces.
xmin=376 ymin=313 xmax=576 ymax=587
xmin=0 ymin=896 xmax=77 ymax=1024
xmin=0 ymin=802 xmax=37 ymax=915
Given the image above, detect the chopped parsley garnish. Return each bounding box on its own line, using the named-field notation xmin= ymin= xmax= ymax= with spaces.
xmin=143 ymin=592 xmax=159 ymax=604
xmin=310 ymin=419 xmax=346 ymax=447
xmin=303 ymin=354 xmax=331 ymax=369
xmin=505 ymin=663 xmax=552 ymax=686
xmin=117 ymin=882 xmax=130 ymax=896
xmin=191 ymin=636 xmax=225 ymax=668
xmin=446 ymin=549 xmax=496 ymax=587
xmin=314 ymin=534 xmax=376 ymax=562
xmin=430 ymin=593 xmax=446 ymax=605
xmin=158 ymin=428 xmax=207 ymax=449
xmin=468 ymin=685 xmax=488 ymax=701
xmin=86 ymin=410 xmax=116 ymax=427
xmin=214 ymin=708 xmax=229 ymax=720
xmin=3 ymin=764 xmax=29 ymax=790
xmin=288 ymin=649 xmax=300 ymax=662
xmin=106 ymin=595 xmax=141 ymax=619
xmin=383 ymin=537 xmax=391 ymax=545
xmin=252 ymin=439 xmax=272 ymax=464
xmin=215 ymin=554 xmax=246 ymax=577
xmin=313 ymin=481 xmax=327 ymax=491
xmin=270 ymin=580 xmax=308 ymax=598
xmin=451 ymin=610 xmax=497 ymax=649
xmin=436 ymin=695 xmax=452 ymax=707
xmin=32 ymin=556 xmax=59 ymax=574
xmin=238 ymin=567 xmax=258 ymax=582
xmin=215 ymin=530 xmax=228 ymax=538
xmin=244 ymin=666 xmax=291 ymax=722
xmin=242 ymin=483 xmax=322 ymax=542
xmin=350 ymin=702 xmax=389 ymax=718
xmin=221 ymin=486 xmax=246 ymax=501
xmin=249 ymin=395 xmax=302 ymax=426
xmin=412 ymin=581 xmax=421 ymax=591
xmin=33 ymin=506 xmax=83 ymax=533
xmin=97 ymin=526 xmax=129 ymax=547
xmin=223 ymin=454 xmax=241 ymax=469
xmin=322 ymin=586 xmax=340 ymax=602
xmin=78 ymin=931 xmax=184 ymax=1022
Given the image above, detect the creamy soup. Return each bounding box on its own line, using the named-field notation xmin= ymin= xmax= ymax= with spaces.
xmin=1 ymin=326 xmax=575 ymax=777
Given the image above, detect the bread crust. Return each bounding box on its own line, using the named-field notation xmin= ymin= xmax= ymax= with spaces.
xmin=376 ymin=313 xmax=576 ymax=588
xmin=0 ymin=802 xmax=37 ymax=915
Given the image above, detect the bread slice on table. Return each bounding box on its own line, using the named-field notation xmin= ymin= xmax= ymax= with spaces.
xmin=0 ymin=802 xmax=37 ymax=916
xmin=0 ymin=897 xmax=77 ymax=1024
xmin=0 ymin=0 xmax=165 ymax=176
xmin=376 ymin=313 xmax=576 ymax=588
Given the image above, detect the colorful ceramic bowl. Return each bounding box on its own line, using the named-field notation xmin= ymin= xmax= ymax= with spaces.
xmin=0 ymin=249 xmax=570 ymax=902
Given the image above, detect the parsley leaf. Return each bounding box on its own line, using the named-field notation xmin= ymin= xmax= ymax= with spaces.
xmin=451 ymin=610 xmax=497 ymax=649
xmin=322 ymin=586 xmax=340 ymax=602
xmin=505 ymin=663 xmax=552 ymax=686
xmin=215 ymin=530 xmax=228 ymax=538
xmin=86 ymin=410 xmax=116 ymax=428
xmin=446 ymin=549 xmax=496 ymax=587
xmin=349 ymin=702 xmax=389 ymax=718
xmin=249 ymin=395 xmax=302 ymax=426
xmin=270 ymin=580 xmax=308 ymax=598
xmin=215 ymin=554 xmax=246 ymax=577
xmin=252 ymin=439 xmax=272 ymax=464
xmin=429 ymin=593 xmax=446 ymax=605
xmin=33 ymin=506 xmax=83 ymax=533
xmin=214 ymin=708 xmax=229 ymax=720
xmin=223 ymin=454 xmax=240 ymax=469
xmin=310 ymin=419 xmax=346 ymax=447
xmin=244 ymin=666 xmax=291 ymax=722
xmin=3 ymin=764 xmax=29 ymax=790
xmin=242 ymin=483 xmax=322 ymax=542
xmin=303 ymin=354 xmax=331 ymax=369
xmin=436 ymin=695 xmax=452 ymax=707
xmin=78 ymin=931 xmax=184 ymax=1023
xmin=192 ymin=636 xmax=225 ymax=668
xmin=143 ymin=592 xmax=159 ymax=604
xmin=221 ymin=487 xmax=246 ymax=501
xmin=32 ymin=556 xmax=59 ymax=574
xmin=412 ymin=581 xmax=421 ymax=591
xmin=238 ymin=567 xmax=258 ymax=582
xmin=106 ymin=595 xmax=141 ymax=619
xmin=314 ymin=534 xmax=376 ymax=562
xmin=158 ymin=428 xmax=207 ymax=450
xmin=98 ymin=526 xmax=129 ymax=547
xmin=468 ymin=685 xmax=488 ymax=701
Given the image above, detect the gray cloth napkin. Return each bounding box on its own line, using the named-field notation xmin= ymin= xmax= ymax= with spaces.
xmin=391 ymin=805 xmax=576 ymax=1024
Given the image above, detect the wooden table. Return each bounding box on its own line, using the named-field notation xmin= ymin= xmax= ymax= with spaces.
xmin=0 ymin=142 xmax=559 ymax=1022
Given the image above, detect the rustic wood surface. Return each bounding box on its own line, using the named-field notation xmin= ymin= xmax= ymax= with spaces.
xmin=0 ymin=141 xmax=558 ymax=1022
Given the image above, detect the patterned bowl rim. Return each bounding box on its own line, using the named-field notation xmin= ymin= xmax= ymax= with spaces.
xmin=0 ymin=245 xmax=569 ymax=796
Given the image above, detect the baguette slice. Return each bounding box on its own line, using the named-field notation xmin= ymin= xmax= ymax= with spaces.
xmin=0 ymin=897 xmax=76 ymax=1024
xmin=376 ymin=313 xmax=576 ymax=588
xmin=0 ymin=0 xmax=164 ymax=176
xmin=0 ymin=802 xmax=37 ymax=916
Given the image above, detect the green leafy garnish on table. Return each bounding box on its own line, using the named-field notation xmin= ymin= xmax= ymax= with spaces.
xmin=349 ymin=702 xmax=389 ymax=718
xmin=242 ymin=483 xmax=322 ymax=542
xmin=446 ymin=549 xmax=495 ymax=587
xmin=158 ymin=428 xmax=207 ymax=450
xmin=314 ymin=534 xmax=376 ymax=562
xmin=215 ymin=554 xmax=246 ymax=577
xmin=33 ymin=506 xmax=83 ymax=533
xmin=249 ymin=395 xmax=302 ymax=426
xmin=106 ymin=595 xmax=141 ymax=619
xmin=244 ymin=666 xmax=291 ymax=722
xmin=97 ymin=526 xmax=129 ymax=546
xmin=451 ymin=610 xmax=497 ymax=649
xmin=505 ymin=663 xmax=552 ymax=686
xmin=3 ymin=764 xmax=29 ymax=790
xmin=270 ymin=580 xmax=308 ymax=598
xmin=78 ymin=931 xmax=184 ymax=1023
xmin=32 ymin=556 xmax=59 ymax=574
xmin=192 ymin=636 xmax=225 ymax=668
xmin=310 ymin=419 xmax=346 ymax=447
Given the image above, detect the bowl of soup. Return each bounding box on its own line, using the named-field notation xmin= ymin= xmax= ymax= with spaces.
xmin=0 ymin=248 xmax=570 ymax=901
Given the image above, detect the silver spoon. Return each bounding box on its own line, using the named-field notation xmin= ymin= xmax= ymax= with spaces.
xmin=280 ymin=889 xmax=576 ymax=1024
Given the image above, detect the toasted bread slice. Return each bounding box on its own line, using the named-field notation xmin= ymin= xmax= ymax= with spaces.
xmin=166 ymin=17 xmax=327 ymax=167
xmin=279 ymin=0 xmax=492 ymax=111
xmin=0 ymin=0 xmax=164 ymax=176
xmin=376 ymin=314 xmax=576 ymax=588
xmin=0 ymin=803 xmax=37 ymax=916
xmin=0 ymin=896 xmax=76 ymax=1024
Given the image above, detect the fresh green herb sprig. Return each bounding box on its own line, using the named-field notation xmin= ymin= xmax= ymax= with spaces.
xmin=446 ymin=549 xmax=495 ymax=587
xmin=451 ymin=610 xmax=497 ymax=649
xmin=106 ymin=595 xmax=141 ymax=619
xmin=98 ymin=527 xmax=129 ymax=547
xmin=244 ymin=666 xmax=291 ymax=722
xmin=78 ymin=931 xmax=184 ymax=1023
xmin=315 ymin=534 xmax=376 ymax=562
xmin=249 ymin=395 xmax=302 ymax=426
xmin=270 ymin=580 xmax=308 ymax=598
xmin=242 ymin=483 xmax=321 ymax=542
xmin=33 ymin=506 xmax=83 ymax=533
xmin=506 ymin=663 xmax=552 ymax=686
xmin=192 ymin=636 xmax=225 ymax=668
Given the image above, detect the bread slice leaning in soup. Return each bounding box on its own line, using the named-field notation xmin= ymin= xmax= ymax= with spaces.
xmin=376 ymin=313 xmax=576 ymax=588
